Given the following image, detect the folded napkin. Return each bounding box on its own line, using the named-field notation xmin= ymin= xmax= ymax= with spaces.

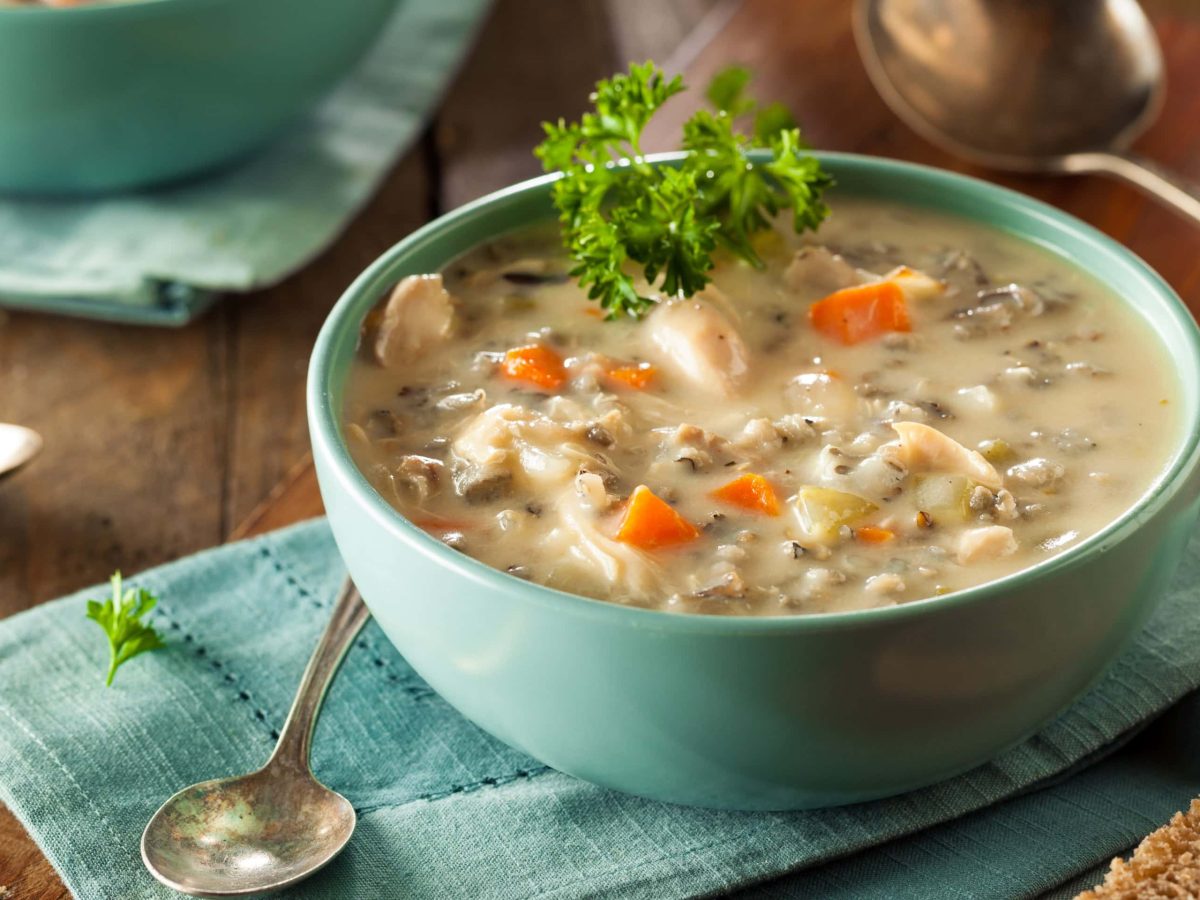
xmin=0 ymin=0 xmax=490 ymax=326
xmin=2 ymin=519 xmax=1199 ymax=900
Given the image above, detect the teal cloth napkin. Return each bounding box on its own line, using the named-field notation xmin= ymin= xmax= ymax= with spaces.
xmin=2 ymin=519 xmax=1200 ymax=900
xmin=0 ymin=0 xmax=489 ymax=326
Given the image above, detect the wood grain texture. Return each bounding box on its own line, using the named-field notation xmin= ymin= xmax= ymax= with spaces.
xmin=4 ymin=0 xmax=1200 ymax=895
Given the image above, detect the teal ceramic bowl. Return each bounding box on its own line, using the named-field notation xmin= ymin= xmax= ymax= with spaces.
xmin=308 ymin=153 xmax=1200 ymax=810
xmin=0 ymin=0 xmax=399 ymax=195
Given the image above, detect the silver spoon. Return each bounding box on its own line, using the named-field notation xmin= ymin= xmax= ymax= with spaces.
xmin=142 ymin=579 xmax=370 ymax=897
xmin=0 ymin=423 xmax=42 ymax=479
xmin=854 ymin=0 xmax=1200 ymax=226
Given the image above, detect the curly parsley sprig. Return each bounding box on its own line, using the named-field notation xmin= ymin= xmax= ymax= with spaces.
xmin=86 ymin=571 xmax=165 ymax=687
xmin=535 ymin=62 xmax=833 ymax=319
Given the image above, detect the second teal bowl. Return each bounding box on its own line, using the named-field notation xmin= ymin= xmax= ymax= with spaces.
xmin=308 ymin=153 xmax=1200 ymax=810
xmin=0 ymin=0 xmax=400 ymax=195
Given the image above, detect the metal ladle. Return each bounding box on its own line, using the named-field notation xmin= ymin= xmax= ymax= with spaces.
xmin=142 ymin=579 xmax=370 ymax=897
xmin=854 ymin=0 xmax=1200 ymax=226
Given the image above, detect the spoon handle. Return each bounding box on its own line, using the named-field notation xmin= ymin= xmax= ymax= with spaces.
xmin=269 ymin=578 xmax=371 ymax=772
xmin=1064 ymin=152 xmax=1200 ymax=228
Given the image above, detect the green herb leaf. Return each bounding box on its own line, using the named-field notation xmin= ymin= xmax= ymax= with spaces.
xmin=86 ymin=571 xmax=166 ymax=687
xmin=705 ymin=65 xmax=754 ymax=116
xmin=535 ymin=62 xmax=832 ymax=318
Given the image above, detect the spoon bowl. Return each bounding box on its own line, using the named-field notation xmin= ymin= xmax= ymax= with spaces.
xmin=142 ymin=580 xmax=370 ymax=896
xmin=854 ymin=0 xmax=1200 ymax=225
xmin=0 ymin=423 xmax=42 ymax=478
xmin=141 ymin=768 xmax=355 ymax=897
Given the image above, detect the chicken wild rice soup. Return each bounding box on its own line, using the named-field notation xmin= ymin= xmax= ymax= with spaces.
xmin=343 ymin=200 xmax=1178 ymax=615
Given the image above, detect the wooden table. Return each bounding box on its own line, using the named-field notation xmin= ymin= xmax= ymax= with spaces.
xmin=3 ymin=0 xmax=1199 ymax=895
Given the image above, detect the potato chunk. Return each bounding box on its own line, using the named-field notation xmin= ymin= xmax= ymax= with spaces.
xmin=645 ymin=299 xmax=749 ymax=397
xmin=373 ymin=274 xmax=457 ymax=368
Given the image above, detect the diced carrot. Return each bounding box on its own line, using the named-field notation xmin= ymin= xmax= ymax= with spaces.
xmin=855 ymin=525 xmax=895 ymax=544
xmin=808 ymin=281 xmax=910 ymax=345
xmin=410 ymin=516 xmax=474 ymax=534
xmin=606 ymin=363 xmax=657 ymax=390
xmin=710 ymin=473 xmax=781 ymax=516
xmin=615 ymin=485 xmax=700 ymax=550
xmin=582 ymin=306 xmax=605 ymax=319
xmin=501 ymin=344 xmax=566 ymax=390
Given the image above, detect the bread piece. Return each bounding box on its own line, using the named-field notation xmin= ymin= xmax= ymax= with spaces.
xmin=1076 ymin=799 xmax=1200 ymax=899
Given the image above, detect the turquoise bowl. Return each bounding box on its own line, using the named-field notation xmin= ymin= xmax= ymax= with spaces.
xmin=0 ymin=0 xmax=399 ymax=195
xmin=308 ymin=153 xmax=1200 ymax=810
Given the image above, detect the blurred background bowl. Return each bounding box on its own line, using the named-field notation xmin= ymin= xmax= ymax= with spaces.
xmin=0 ymin=0 xmax=401 ymax=195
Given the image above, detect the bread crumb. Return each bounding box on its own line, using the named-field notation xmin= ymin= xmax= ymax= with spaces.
xmin=1075 ymin=798 xmax=1200 ymax=899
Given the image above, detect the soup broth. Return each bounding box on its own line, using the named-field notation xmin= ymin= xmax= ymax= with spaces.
xmin=343 ymin=199 xmax=1178 ymax=615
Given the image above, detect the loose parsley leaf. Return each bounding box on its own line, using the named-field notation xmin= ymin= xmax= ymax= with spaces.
xmin=86 ymin=571 xmax=165 ymax=687
xmin=535 ymin=63 xmax=832 ymax=318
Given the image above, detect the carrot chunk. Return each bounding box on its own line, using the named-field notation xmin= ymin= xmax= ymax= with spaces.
xmin=501 ymin=344 xmax=566 ymax=390
xmin=710 ymin=473 xmax=781 ymax=516
xmin=411 ymin=517 xmax=474 ymax=534
xmin=606 ymin=363 xmax=657 ymax=390
xmin=808 ymin=281 xmax=910 ymax=345
xmin=616 ymin=485 xmax=700 ymax=550
xmin=855 ymin=525 xmax=896 ymax=544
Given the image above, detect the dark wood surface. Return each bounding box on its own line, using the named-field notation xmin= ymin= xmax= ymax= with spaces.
xmin=3 ymin=0 xmax=1200 ymax=895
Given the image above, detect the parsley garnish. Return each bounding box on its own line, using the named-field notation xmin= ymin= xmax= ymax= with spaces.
xmin=535 ymin=62 xmax=833 ymax=319
xmin=86 ymin=571 xmax=165 ymax=687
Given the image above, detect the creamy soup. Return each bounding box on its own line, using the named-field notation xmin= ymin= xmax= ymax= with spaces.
xmin=343 ymin=200 xmax=1178 ymax=615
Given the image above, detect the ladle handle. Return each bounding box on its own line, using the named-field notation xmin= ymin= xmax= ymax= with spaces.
xmin=269 ymin=578 xmax=371 ymax=773
xmin=1064 ymin=151 xmax=1200 ymax=228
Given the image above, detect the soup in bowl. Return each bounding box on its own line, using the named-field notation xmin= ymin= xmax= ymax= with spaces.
xmin=308 ymin=153 xmax=1200 ymax=809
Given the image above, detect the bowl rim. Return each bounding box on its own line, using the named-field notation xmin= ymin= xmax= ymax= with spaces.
xmin=308 ymin=150 xmax=1200 ymax=634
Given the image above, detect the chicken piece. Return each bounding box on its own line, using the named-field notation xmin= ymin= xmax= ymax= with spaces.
xmin=544 ymin=490 xmax=663 ymax=599
xmin=884 ymin=265 xmax=945 ymax=302
xmin=891 ymin=421 xmax=1002 ymax=489
xmin=816 ymin=442 xmax=908 ymax=501
xmin=730 ymin=418 xmax=784 ymax=454
xmin=373 ymin=274 xmax=457 ymax=368
xmin=794 ymin=567 xmax=847 ymax=602
xmin=657 ymin=423 xmax=731 ymax=472
xmin=645 ymin=299 xmax=749 ymax=397
xmin=865 ymin=573 xmax=906 ymax=596
xmin=394 ymin=455 xmax=444 ymax=501
xmin=957 ymin=525 xmax=1018 ymax=564
xmin=785 ymin=371 xmax=859 ymax=420
xmin=956 ymin=385 xmax=1000 ymax=414
xmin=785 ymin=247 xmax=862 ymax=295
xmin=451 ymin=404 xmax=586 ymax=497
xmin=1007 ymin=457 xmax=1065 ymax=491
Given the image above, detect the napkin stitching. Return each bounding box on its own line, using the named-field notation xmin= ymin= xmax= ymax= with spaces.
xmin=257 ymin=546 xmax=329 ymax=612
xmin=0 ymin=703 xmax=126 ymax=848
xmin=154 ymin=606 xmax=280 ymax=743
xmin=416 ymin=765 xmax=554 ymax=803
xmin=257 ymin=544 xmax=438 ymax=702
